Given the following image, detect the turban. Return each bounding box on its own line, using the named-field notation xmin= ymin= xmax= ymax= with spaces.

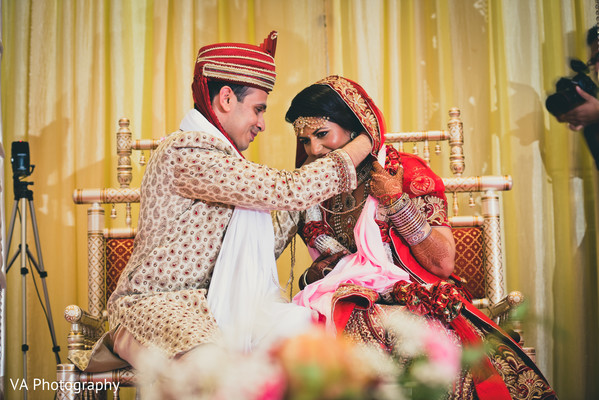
xmin=191 ymin=31 xmax=278 ymax=154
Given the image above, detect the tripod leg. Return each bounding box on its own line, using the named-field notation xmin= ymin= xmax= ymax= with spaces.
xmin=27 ymin=199 xmax=61 ymax=365
xmin=20 ymin=198 xmax=29 ymax=400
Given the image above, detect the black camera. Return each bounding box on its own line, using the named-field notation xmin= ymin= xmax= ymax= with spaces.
xmin=11 ymin=141 xmax=34 ymax=178
xmin=546 ymin=58 xmax=598 ymax=117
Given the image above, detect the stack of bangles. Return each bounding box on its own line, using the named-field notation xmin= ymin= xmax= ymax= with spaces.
xmin=384 ymin=193 xmax=432 ymax=246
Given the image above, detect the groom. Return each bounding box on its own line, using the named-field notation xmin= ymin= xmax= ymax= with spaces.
xmin=101 ymin=31 xmax=374 ymax=368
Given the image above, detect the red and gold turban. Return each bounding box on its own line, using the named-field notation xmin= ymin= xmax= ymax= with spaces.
xmin=191 ymin=31 xmax=278 ymax=153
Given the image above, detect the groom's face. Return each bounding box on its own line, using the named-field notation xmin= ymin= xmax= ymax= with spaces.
xmin=221 ymin=87 xmax=268 ymax=151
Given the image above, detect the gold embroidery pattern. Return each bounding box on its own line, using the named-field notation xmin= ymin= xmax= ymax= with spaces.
xmin=331 ymin=288 xmax=555 ymax=400
xmin=332 ymin=283 xmax=380 ymax=308
xmin=409 ymin=175 xmax=436 ymax=196
xmin=68 ymin=350 xmax=92 ymax=371
xmin=328 ymin=150 xmax=354 ymax=193
xmin=317 ymin=76 xmax=382 ymax=152
xmin=343 ymin=306 xmax=393 ymax=351
xmin=412 ymin=195 xmax=448 ymax=226
xmin=486 ymin=334 xmax=556 ymax=399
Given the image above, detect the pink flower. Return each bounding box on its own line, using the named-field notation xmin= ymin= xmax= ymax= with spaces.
xmin=255 ymin=371 xmax=287 ymax=400
xmin=420 ymin=324 xmax=461 ymax=383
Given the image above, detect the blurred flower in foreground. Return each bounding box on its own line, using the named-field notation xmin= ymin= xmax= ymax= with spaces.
xmin=135 ymin=343 xmax=286 ymax=400
xmin=135 ymin=308 xmax=462 ymax=400
xmin=273 ymin=326 xmax=399 ymax=400
xmin=385 ymin=309 xmax=462 ymax=400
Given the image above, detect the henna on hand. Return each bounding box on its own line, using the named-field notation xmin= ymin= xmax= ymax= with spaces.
xmin=369 ymin=161 xmax=404 ymax=205
xmin=299 ymin=250 xmax=348 ymax=290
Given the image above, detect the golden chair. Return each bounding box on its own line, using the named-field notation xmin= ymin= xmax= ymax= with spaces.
xmin=56 ymin=110 xmax=529 ymax=399
xmin=57 ymin=119 xmax=160 ymax=400
xmin=385 ymin=109 xmax=532 ymax=358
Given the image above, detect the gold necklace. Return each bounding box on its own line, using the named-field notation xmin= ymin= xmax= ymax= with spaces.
xmin=319 ymin=196 xmax=367 ymax=215
xmin=326 ymin=164 xmax=372 ymax=252
xmin=319 ymin=162 xmax=372 ymax=215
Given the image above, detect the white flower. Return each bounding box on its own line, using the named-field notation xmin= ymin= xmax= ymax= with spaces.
xmin=135 ymin=343 xmax=284 ymax=400
xmin=411 ymin=359 xmax=458 ymax=386
xmin=383 ymin=307 xmax=461 ymax=388
xmin=384 ymin=308 xmax=429 ymax=358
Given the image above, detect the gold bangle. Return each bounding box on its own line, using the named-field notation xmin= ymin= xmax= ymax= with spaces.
xmin=314 ymin=234 xmax=348 ymax=254
xmin=299 ymin=270 xmax=310 ymax=290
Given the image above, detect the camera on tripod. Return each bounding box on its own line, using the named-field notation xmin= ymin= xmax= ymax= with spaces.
xmin=5 ymin=139 xmax=62 ymax=368
xmin=545 ymin=58 xmax=598 ymax=117
xmin=11 ymin=141 xmax=34 ymax=179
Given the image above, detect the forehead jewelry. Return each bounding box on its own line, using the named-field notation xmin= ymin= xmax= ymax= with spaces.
xmin=293 ymin=116 xmax=329 ymax=136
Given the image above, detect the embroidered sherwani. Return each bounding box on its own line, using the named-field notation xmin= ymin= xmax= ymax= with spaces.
xmin=108 ymin=128 xmax=357 ymax=357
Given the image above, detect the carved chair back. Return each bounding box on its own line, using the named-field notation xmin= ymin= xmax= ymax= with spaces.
xmin=385 ymin=109 xmax=520 ymax=322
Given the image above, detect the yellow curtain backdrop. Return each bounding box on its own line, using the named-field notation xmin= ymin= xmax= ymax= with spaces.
xmin=1 ymin=0 xmax=597 ymax=399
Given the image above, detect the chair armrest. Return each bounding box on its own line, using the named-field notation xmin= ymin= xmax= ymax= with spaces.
xmin=483 ymin=291 xmax=534 ymax=359
xmin=65 ymin=304 xmax=106 ymax=328
xmin=487 ymin=291 xmax=524 ymax=320
xmin=472 ymin=298 xmax=491 ymax=309
xmin=57 ymin=364 xmax=136 ymax=398
xmin=64 ymin=305 xmax=107 ymax=351
xmin=469 ymin=291 xmax=524 ymax=322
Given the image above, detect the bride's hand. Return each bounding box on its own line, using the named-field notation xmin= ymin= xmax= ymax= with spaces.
xmin=369 ymin=161 xmax=404 ymax=205
xmin=299 ymin=250 xmax=348 ymax=290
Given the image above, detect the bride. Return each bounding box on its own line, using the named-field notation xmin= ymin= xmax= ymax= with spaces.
xmin=277 ymin=75 xmax=557 ymax=400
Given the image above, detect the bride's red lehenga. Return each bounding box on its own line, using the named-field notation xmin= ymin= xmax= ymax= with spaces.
xmin=291 ymin=75 xmax=558 ymax=400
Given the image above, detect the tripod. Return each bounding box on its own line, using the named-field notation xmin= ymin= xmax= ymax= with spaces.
xmin=5 ymin=176 xmax=61 ymax=396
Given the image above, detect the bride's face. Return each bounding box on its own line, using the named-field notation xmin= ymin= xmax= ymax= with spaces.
xmin=297 ymin=120 xmax=352 ymax=159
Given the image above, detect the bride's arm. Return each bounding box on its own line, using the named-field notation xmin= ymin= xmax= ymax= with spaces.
xmin=370 ymin=161 xmax=455 ymax=279
xmin=408 ymin=226 xmax=455 ymax=279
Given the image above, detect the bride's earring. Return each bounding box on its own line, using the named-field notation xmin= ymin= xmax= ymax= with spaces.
xmin=350 ymin=131 xmax=357 ymax=140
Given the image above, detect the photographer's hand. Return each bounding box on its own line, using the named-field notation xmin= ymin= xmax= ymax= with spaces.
xmin=558 ymin=86 xmax=599 ymax=130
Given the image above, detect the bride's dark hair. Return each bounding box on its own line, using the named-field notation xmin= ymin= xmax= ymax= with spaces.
xmin=285 ymin=83 xmax=364 ymax=133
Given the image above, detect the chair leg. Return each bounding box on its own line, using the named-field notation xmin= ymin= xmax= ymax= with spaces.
xmin=89 ymin=389 xmax=107 ymax=400
xmin=56 ymin=363 xmax=80 ymax=400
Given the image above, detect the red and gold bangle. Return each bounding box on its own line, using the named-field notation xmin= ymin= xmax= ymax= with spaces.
xmin=385 ymin=192 xmax=411 ymax=214
xmin=385 ymin=195 xmax=432 ymax=246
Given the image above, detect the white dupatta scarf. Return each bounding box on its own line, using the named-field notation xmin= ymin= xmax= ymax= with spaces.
xmin=180 ymin=109 xmax=312 ymax=352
